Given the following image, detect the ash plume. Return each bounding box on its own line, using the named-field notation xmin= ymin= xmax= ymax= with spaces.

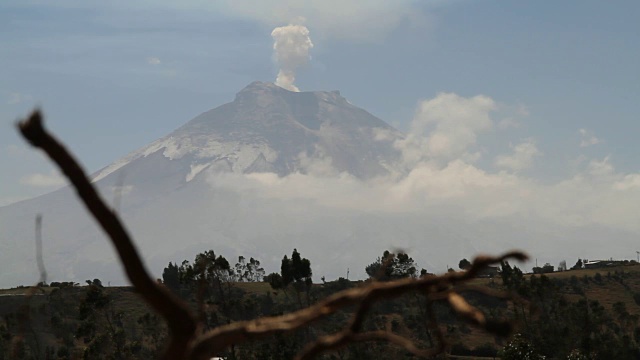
xmin=271 ymin=24 xmax=313 ymax=92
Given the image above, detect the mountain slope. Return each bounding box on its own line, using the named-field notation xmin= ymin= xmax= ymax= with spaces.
xmin=3 ymin=82 xmax=637 ymax=288
xmin=92 ymin=81 xmax=403 ymax=185
xmin=0 ymin=82 xmax=406 ymax=287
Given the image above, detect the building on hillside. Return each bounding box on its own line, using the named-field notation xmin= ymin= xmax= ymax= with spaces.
xmin=533 ymin=263 xmax=555 ymax=274
xmin=477 ymin=266 xmax=499 ymax=278
xmin=584 ymin=260 xmax=607 ymax=269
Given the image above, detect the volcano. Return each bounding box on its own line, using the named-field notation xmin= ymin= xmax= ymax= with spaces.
xmin=0 ymin=82 xmax=407 ymax=287
xmin=1 ymin=82 xmax=634 ymax=288
xmin=93 ymin=81 xmax=403 ymax=184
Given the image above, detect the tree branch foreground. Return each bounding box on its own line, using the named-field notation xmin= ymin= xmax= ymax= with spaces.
xmin=17 ymin=110 xmax=528 ymax=359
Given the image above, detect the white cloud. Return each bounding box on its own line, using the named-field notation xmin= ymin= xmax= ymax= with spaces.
xmin=373 ymin=127 xmax=398 ymax=142
xmin=20 ymin=170 xmax=66 ymax=188
xmin=579 ymin=128 xmax=601 ymax=147
xmin=297 ymin=150 xmax=338 ymax=177
xmin=587 ymin=156 xmax=614 ymax=177
xmin=200 ymin=91 xmax=640 ymax=258
xmin=614 ymin=174 xmax=640 ymax=191
xmin=494 ymin=138 xmax=542 ymax=171
xmin=208 ymin=150 xmax=640 ymax=235
xmin=395 ymin=92 xmax=496 ymax=167
xmin=147 ymin=57 xmax=161 ymax=65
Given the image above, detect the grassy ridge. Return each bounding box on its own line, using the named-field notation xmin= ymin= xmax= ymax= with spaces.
xmin=1 ymin=264 xmax=639 ymax=358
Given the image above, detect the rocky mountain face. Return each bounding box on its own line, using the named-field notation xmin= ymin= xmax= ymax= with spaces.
xmin=93 ymin=81 xmax=403 ymax=186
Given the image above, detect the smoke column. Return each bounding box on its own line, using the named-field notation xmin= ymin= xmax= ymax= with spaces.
xmin=271 ymin=24 xmax=313 ymax=92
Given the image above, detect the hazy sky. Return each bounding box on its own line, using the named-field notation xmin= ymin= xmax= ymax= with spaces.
xmin=1 ymin=0 xmax=639 ymax=207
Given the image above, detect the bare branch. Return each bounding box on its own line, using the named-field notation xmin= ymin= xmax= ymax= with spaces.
xmin=188 ymin=251 xmax=527 ymax=359
xmin=447 ymin=292 xmax=485 ymax=326
xmin=18 ymin=109 xmax=528 ymax=360
xmin=17 ymin=110 xmax=198 ymax=359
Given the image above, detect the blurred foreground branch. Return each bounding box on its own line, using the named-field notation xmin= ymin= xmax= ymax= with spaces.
xmin=18 ymin=109 xmax=528 ymax=359
xmin=18 ymin=110 xmax=197 ymax=359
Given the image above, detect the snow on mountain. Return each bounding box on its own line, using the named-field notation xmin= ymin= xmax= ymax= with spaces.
xmin=92 ymin=81 xmax=403 ymax=184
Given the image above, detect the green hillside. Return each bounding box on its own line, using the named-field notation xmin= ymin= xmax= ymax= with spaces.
xmin=2 ymin=261 xmax=640 ymax=359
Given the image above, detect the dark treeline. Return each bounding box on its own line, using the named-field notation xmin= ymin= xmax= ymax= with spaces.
xmin=1 ymin=249 xmax=640 ymax=359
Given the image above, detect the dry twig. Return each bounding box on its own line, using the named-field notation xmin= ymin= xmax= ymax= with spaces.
xmin=18 ymin=109 xmax=528 ymax=359
xmin=18 ymin=110 xmax=197 ymax=360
